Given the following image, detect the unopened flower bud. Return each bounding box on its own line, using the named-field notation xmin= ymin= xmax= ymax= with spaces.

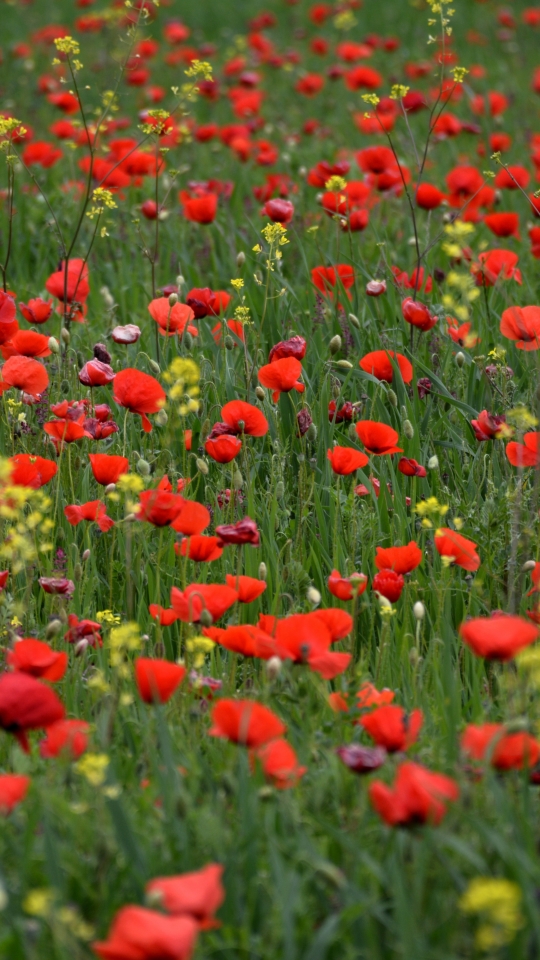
xmin=155 ymin=408 xmax=168 ymax=426
xmin=75 ymin=638 xmax=89 ymax=656
xmin=61 ymin=327 xmax=70 ymax=344
xmin=387 ymin=389 xmax=398 ymax=407
xmin=307 ymin=423 xmax=318 ymax=442
xmin=232 ymin=469 xmax=243 ymax=490
xmin=105 ymin=482 xmax=116 ymax=495
xmin=523 ymin=560 xmax=537 ymax=571
xmin=199 ymin=609 xmax=213 ymax=627
xmin=200 ymin=419 xmax=211 ymax=442
xmin=101 ymin=285 xmax=115 ymax=310
xmin=168 ymin=293 xmax=178 ymax=306
xmin=266 ymin=656 xmax=282 ymax=680
xmin=136 ymin=458 xmax=151 ymax=477
xmin=255 ymin=386 xmax=265 ymax=401
xmin=335 ymin=359 xmax=353 ymax=370
xmin=149 ymin=359 xmax=160 ymax=375
xmin=455 ymin=351 xmax=465 ymax=368
xmin=258 ymin=562 xmax=267 ymax=581
xmin=348 ymin=423 xmax=357 ymax=442
xmin=48 ymin=337 xmax=60 ymax=354
xmin=82 ymin=549 xmax=91 ymax=562
xmin=45 ymin=619 xmax=62 ymax=640
xmin=74 ymin=562 xmax=83 ymax=582
xmin=236 ymin=251 xmax=246 ymax=267
xmin=307 ymin=586 xmax=321 ymax=607
xmin=409 ymin=646 xmax=419 ymax=665
xmin=427 ymin=455 xmax=439 ymax=470
xmin=329 ymin=334 xmax=342 ymax=355
xmin=275 ymin=480 xmax=284 ymax=499
xmin=348 ymin=312 xmax=361 ymax=329
xmin=224 ymin=335 xmax=234 ymax=350
xmin=403 ymin=419 xmax=414 ymax=439
xmin=176 ymin=274 xmax=185 ymax=288
xmin=196 ymin=458 xmax=209 ymax=475
xmin=413 ymin=601 xmax=425 ymax=620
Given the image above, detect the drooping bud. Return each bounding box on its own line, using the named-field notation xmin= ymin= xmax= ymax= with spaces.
xmin=48 ymin=337 xmax=60 ymax=354
xmin=82 ymin=549 xmax=91 ymax=562
xmin=232 ymin=469 xmax=243 ymax=490
xmin=413 ymin=601 xmax=425 ymax=620
xmin=255 ymin=386 xmax=265 ymax=401
xmin=329 ymin=335 xmax=342 ymax=355
xmin=155 ymin=408 xmax=168 ymax=426
xmin=196 ymin=458 xmax=209 ymax=475
xmin=136 ymin=458 xmax=151 ymax=477
xmin=258 ymin=562 xmax=267 ymax=581
xmin=61 ymin=327 xmax=70 ymax=344
xmin=348 ymin=313 xmax=361 ymax=329
xmin=199 ymin=609 xmax=213 ymax=627
xmin=224 ymin=335 xmax=234 ymax=350
xmin=149 ymin=359 xmax=160 ymax=375
xmin=306 ymin=422 xmax=318 ymax=442
xmin=236 ymin=251 xmax=246 ymax=267
xmin=387 ymin=389 xmax=398 ymax=408
xmin=266 ymin=656 xmax=282 ymax=679
xmin=455 ymin=351 xmax=465 ymax=368
xmin=45 ymin=619 xmax=63 ymax=640
xmin=403 ymin=419 xmax=414 ymax=439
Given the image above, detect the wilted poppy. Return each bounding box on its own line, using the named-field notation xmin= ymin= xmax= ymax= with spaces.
xmin=113 ymin=368 xmax=166 ymax=432
xmin=268 ymin=336 xmax=306 ymax=362
xmin=459 ymin=614 xmax=538 ymax=661
xmin=327 ymin=446 xmax=369 ymax=475
xmin=135 ymin=658 xmax=186 ymax=704
xmin=336 ymin=744 xmax=387 ymax=774
xmin=216 ymin=517 xmax=260 ymax=545
xmin=434 ymin=528 xmax=480 ymax=571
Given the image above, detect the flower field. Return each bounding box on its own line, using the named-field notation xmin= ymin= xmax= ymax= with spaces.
xmin=2 ymin=0 xmax=540 ymax=955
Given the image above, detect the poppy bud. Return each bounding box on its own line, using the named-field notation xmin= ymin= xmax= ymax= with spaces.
xmin=307 ymin=423 xmax=318 ymax=442
xmin=266 ymin=656 xmax=282 ymax=679
xmin=224 ymin=336 xmax=234 ymax=350
xmin=136 ymin=458 xmax=151 ymax=477
xmin=101 ymin=285 xmax=115 ymax=310
xmin=58 ymin=607 xmax=68 ymax=624
xmin=409 ymin=646 xmax=419 ymax=665
xmin=307 ymin=585 xmax=321 ymax=607
xmin=149 ymin=359 xmax=160 ymax=375
xmin=237 ymin=420 xmax=245 ymax=432
xmin=155 ymin=408 xmax=168 ymax=426
xmin=82 ymin=549 xmax=91 ymax=562
xmin=232 ymin=469 xmax=243 ymax=490
xmin=176 ymin=275 xmax=184 ymax=288
xmin=255 ymin=386 xmax=265 ymax=401
xmin=200 ymin=609 xmax=213 ymax=627
xmin=329 ymin=335 xmax=342 ymax=355
xmin=335 ymin=360 xmax=353 ymax=370
xmin=45 ymin=619 xmax=62 ymax=640
xmin=348 ymin=424 xmax=357 ymax=442
xmin=74 ymin=563 xmax=82 ymax=582
xmin=61 ymin=379 xmax=70 ymax=395
xmin=94 ymin=342 xmax=112 ymax=364
xmin=75 ymin=638 xmax=89 ymax=656
xmin=236 ymin=251 xmax=246 ymax=267
xmin=168 ymin=293 xmax=178 ymax=307
xmin=200 ymin=418 xmax=211 ymax=442
xmin=348 ymin=313 xmax=361 ymax=329
xmin=48 ymin=337 xmax=60 ymax=354
xmin=275 ymin=480 xmax=284 ymax=499
xmin=387 ymin=389 xmax=398 ymax=407
xmin=105 ymin=483 xmax=116 ymax=495
xmin=523 ymin=560 xmax=537 ymax=571
xmin=427 ymin=455 xmax=439 ymax=470
xmin=455 ymin=352 xmax=465 ymax=368
xmin=61 ymin=327 xmax=70 ymax=344
xmin=196 ymin=458 xmax=209 ymax=475
xmin=183 ymin=332 xmax=193 ymax=351
xmin=258 ymin=562 xmax=267 ymax=581
xmin=403 ymin=419 xmax=414 ymax=439
xmin=413 ymin=601 xmax=425 ymax=620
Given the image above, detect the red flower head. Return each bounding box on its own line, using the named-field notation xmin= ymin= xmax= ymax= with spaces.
xmin=372 ymin=569 xmax=405 ymax=602
xmin=78 ymin=359 xmax=116 ymax=386
xmin=224 ymin=575 xmax=266 ymax=603
xmin=366 ymin=279 xmax=387 ymax=297
xmin=170 ymin=584 xmax=238 ymax=623
xmin=205 ymin=434 xmax=242 ymax=463
xmin=92 ymin=908 xmax=198 ymax=960
xmin=401 ymin=297 xmax=437 ymax=332
xmin=208 ymin=698 xmax=286 ymax=747
xmin=39 ymin=719 xmax=90 ymax=760
xmin=149 ymin=605 xmax=179 ymax=626
xmin=146 ymin=864 xmax=224 ymax=927
xmin=135 ymin=658 xmax=186 ymax=704
xmin=470 ymin=410 xmax=509 ymax=442
xmin=461 ymin=723 xmax=540 ymax=770
xmin=9 ymin=454 xmax=57 ymax=488
xmin=112 ymin=324 xmax=141 ymax=344
xmin=179 ymin=535 xmax=224 ymax=563
xmin=361 ymin=704 xmax=423 ymax=753
xmin=397 ymin=457 xmax=427 ymax=477
xmin=506 ymin=432 xmax=540 ymax=467
xmin=258 ymin=357 xmax=304 ymax=402
xmin=113 ymin=368 xmax=166 ymax=433
xmin=484 ymin=212 xmax=520 ymax=238
xmin=415 ymin=183 xmax=445 ymax=209
xmin=459 ymin=614 xmax=538 ymax=661
xmin=171 ymin=501 xmax=211 ymax=536
xmin=328 ymin=401 xmax=354 ymax=423
xmin=268 ymin=336 xmax=307 ymax=362
xmin=311 ymin=264 xmax=355 ymax=300
xmin=39 ymin=577 xmax=75 ymax=596
xmin=375 ymin=541 xmax=422 ymax=575
xmin=216 ymin=517 xmax=260 ymax=546
xmin=64 ymin=500 xmax=114 ymax=533
xmin=0 ymin=672 xmax=65 ymax=752
xmin=221 ymin=400 xmax=268 ymax=436
xmin=255 ymin=738 xmax=307 ymax=789
xmin=359 ymin=350 xmax=413 ymax=384
xmin=0 ymin=291 xmax=19 ymax=344
xmin=0 ymin=356 xmax=49 ymax=399
xmin=88 ymin=453 xmax=129 ymax=486
xmin=327 ymin=446 xmax=369 ymax=475
xmin=472 ymin=249 xmax=522 ymax=286
xmin=64 ymin=615 xmax=102 ymax=648
xmin=1 ymin=330 xmax=51 ymax=359
xmin=434 ymin=528 xmax=480 ymax=571
xmin=328 ymin=569 xmax=367 ymax=601
xmin=0 ymin=774 xmax=30 ymax=814
xmin=180 ymin=192 xmax=218 ymax=224
xmin=148 ymin=298 xmax=197 ymax=338
xmin=45 ymin=258 xmax=90 ymax=307
xmin=369 ymin=761 xmax=459 ymax=826
xmin=355 ymin=420 xmax=403 ymax=455
xmin=19 ymin=297 xmax=53 ymax=325
xmin=185 ymin=287 xmax=230 ymax=319
xmin=357 ymin=683 xmax=395 ymax=710
xmin=7 ymin=638 xmax=67 ymax=682
xmin=336 ymin=744 xmax=387 ymax=774
xmin=136 ymin=490 xmax=185 ymax=527
xmin=262 ymin=199 xmax=294 ymax=223
xmin=500 ymin=305 xmax=540 ymax=350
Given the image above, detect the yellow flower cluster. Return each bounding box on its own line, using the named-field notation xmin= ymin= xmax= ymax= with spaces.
xmin=108 ymin=621 xmax=141 ymax=676
xmin=0 ymin=462 xmax=53 ymax=572
xmin=186 ymin=635 xmax=215 ymax=668
xmin=459 ymin=877 xmax=523 ymax=951
xmin=164 ymin=358 xmax=200 ymax=415
xmin=86 ymin=187 xmax=117 ymax=220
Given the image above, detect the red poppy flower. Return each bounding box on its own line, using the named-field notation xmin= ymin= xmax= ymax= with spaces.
xmin=0 ymin=572 xmax=8 ymax=591
xmin=415 ymin=183 xmax=445 ymax=209
xmin=148 ymin=298 xmax=197 ymax=338
xmin=311 ymin=264 xmax=355 ymax=300
xmin=92 ymin=908 xmax=198 ymax=960
xmin=397 ymin=457 xmax=427 ymax=477
xmin=178 ymin=535 xmax=223 ymax=562
xmin=447 ymin=319 xmax=480 ymax=348
xmin=44 ymin=419 xmax=87 ymax=448
xmin=434 ymin=528 xmax=480 ymax=571
xmin=64 ymin=615 xmax=102 ymax=647
xmin=7 ymin=638 xmax=67 ymax=682
xmin=207 ymin=624 xmax=288 ymax=660
xmin=0 ymin=356 xmax=49 ymax=399
xmin=215 ymin=517 xmax=260 ymax=545
xmin=328 ymin=569 xmax=367 ymax=601
xmin=211 ymin=320 xmax=245 ymax=344
xmin=372 ymin=569 xmax=405 ymax=602
xmin=113 ymin=368 xmax=166 ymax=433
xmin=470 ymin=410 xmax=509 ymax=442
xmin=366 ymin=279 xmax=387 ymax=297
xmin=257 ymin=612 xmax=351 ymax=679
xmin=64 ymin=501 xmax=114 ymax=533
xmin=262 ymin=199 xmax=294 ymax=223
xmin=170 ymin=584 xmax=238 ymax=623
xmin=359 ymin=350 xmax=413 ymax=384
xmin=19 ymin=297 xmax=53 ymax=325
xmin=1 ymin=330 xmax=51 ymax=359
xmin=39 ymin=719 xmax=90 ymax=760
xmin=328 ymin=401 xmax=354 ymax=423
xmin=357 ymin=683 xmax=395 ymax=709
xmin=185 ymin=287 xmax=230 ymax=319
xmin=224 ymin=574 xmax=266 ymax=603
xmin=484 ymin=212 xmax=519 ymax=238
xmin=345 ymin=65 xmax=383 ymax=90
xmin=255 ymin=738 xmax=307 ymax=789
xmin=0 ymin=774 xmax=30 ymax=814
xmin=459 ymin=614 xmax=538 ymax=661
xmin=268 ymin=336 xmax=307 ymax=362
xmin=0 ymin=672 xmax=65 ymax=752
xmin=0 ymin=293 xmax=19 ymax=344
xmin=506 ymin=432 xmax=540 ymax=467
xmin=112 ymin=324 xmax=141 ymax=344
xmin=9 ymin=454 xmax=57 ymax=488
xmin=401 ymin=297 xmax=437 ymax=332
xmin=78 ymin=360 xmax=115 ymax=387
xmin=336 ymin=744 xmax=387 ymax=774
xmin=205 ymin=434 xmax=242 ymax=463
xmin=369 ymin=761 xmax=459 ymax=826
xmin=360 ymin=704 xmax=423 ymax=753
xmin=45 ymin=258 xmax=90 ymax=307
xmin=208 ymin=698 xmax=286 ymax=747
xmin=494 ymin=165 xmax=530 ymax=190
xmin=461 ymin=723 xmax=540 ymax=770
xmin=500 ymin=305 xmax=540 ymax=350
xmin=375 ymin=541 xmax=422 ymax=575
xmin=180 ymin=192 xmax=218 ymax=224
xmin=327 ymin=446 xmax=369 ymax=475
xmin=136 ymin=490 xmax=185 ymax=527
xmin=355 ymin=420 xmax=403 ymax=455
xmin=171 ymin=501 xmax=211 ymax=536
xmin=88 ymin=453 xmax=129 ymax=486
xmin=221 ymin=400 xmax=268 ymax=436
xmin=471 ymin=249 xmax=522 ymax=286
xmin=149 ymin=605 xmax=179 ymax=626
xmin=39 ymin=577 xmax=75 ymax=596
xmin=295 ymin=73 xmax=324 ymax=96
xmin=146 ymin=864 xmax=224 ymax=927
xmin=135 ymin=658 xmax=186 ymax=704
xmin=258 ymin=357 xmax=304 ymax=402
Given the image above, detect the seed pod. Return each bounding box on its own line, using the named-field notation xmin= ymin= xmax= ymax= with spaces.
xmin=307 ymin=423 xmax=318 ymax=442
xmin=183 ymin=332 xmax=193 ymax=351
xmin=348 ymin=313 xmax=361 ymax=329
xmin=149 ymin=359 xmax=160 ymax=375
xmin=403 ymin=419 xmax=414 ymax=439
xmin=136 ymin=458 xmax=151 ymax=477
xmin=236 ymin=251 xmax=246 ymax=267
xmin=155 ymin=408 xmax=168 ymax=426
xmin=329 ymin=334 xmax=342 ymax=355
xmin=196 ymin=458 xmax=209 ymax=475
xmin=200 ymin=418 xmax=211 ymax=442
xmin=348 ymin=423 xmax=357 ymax=442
